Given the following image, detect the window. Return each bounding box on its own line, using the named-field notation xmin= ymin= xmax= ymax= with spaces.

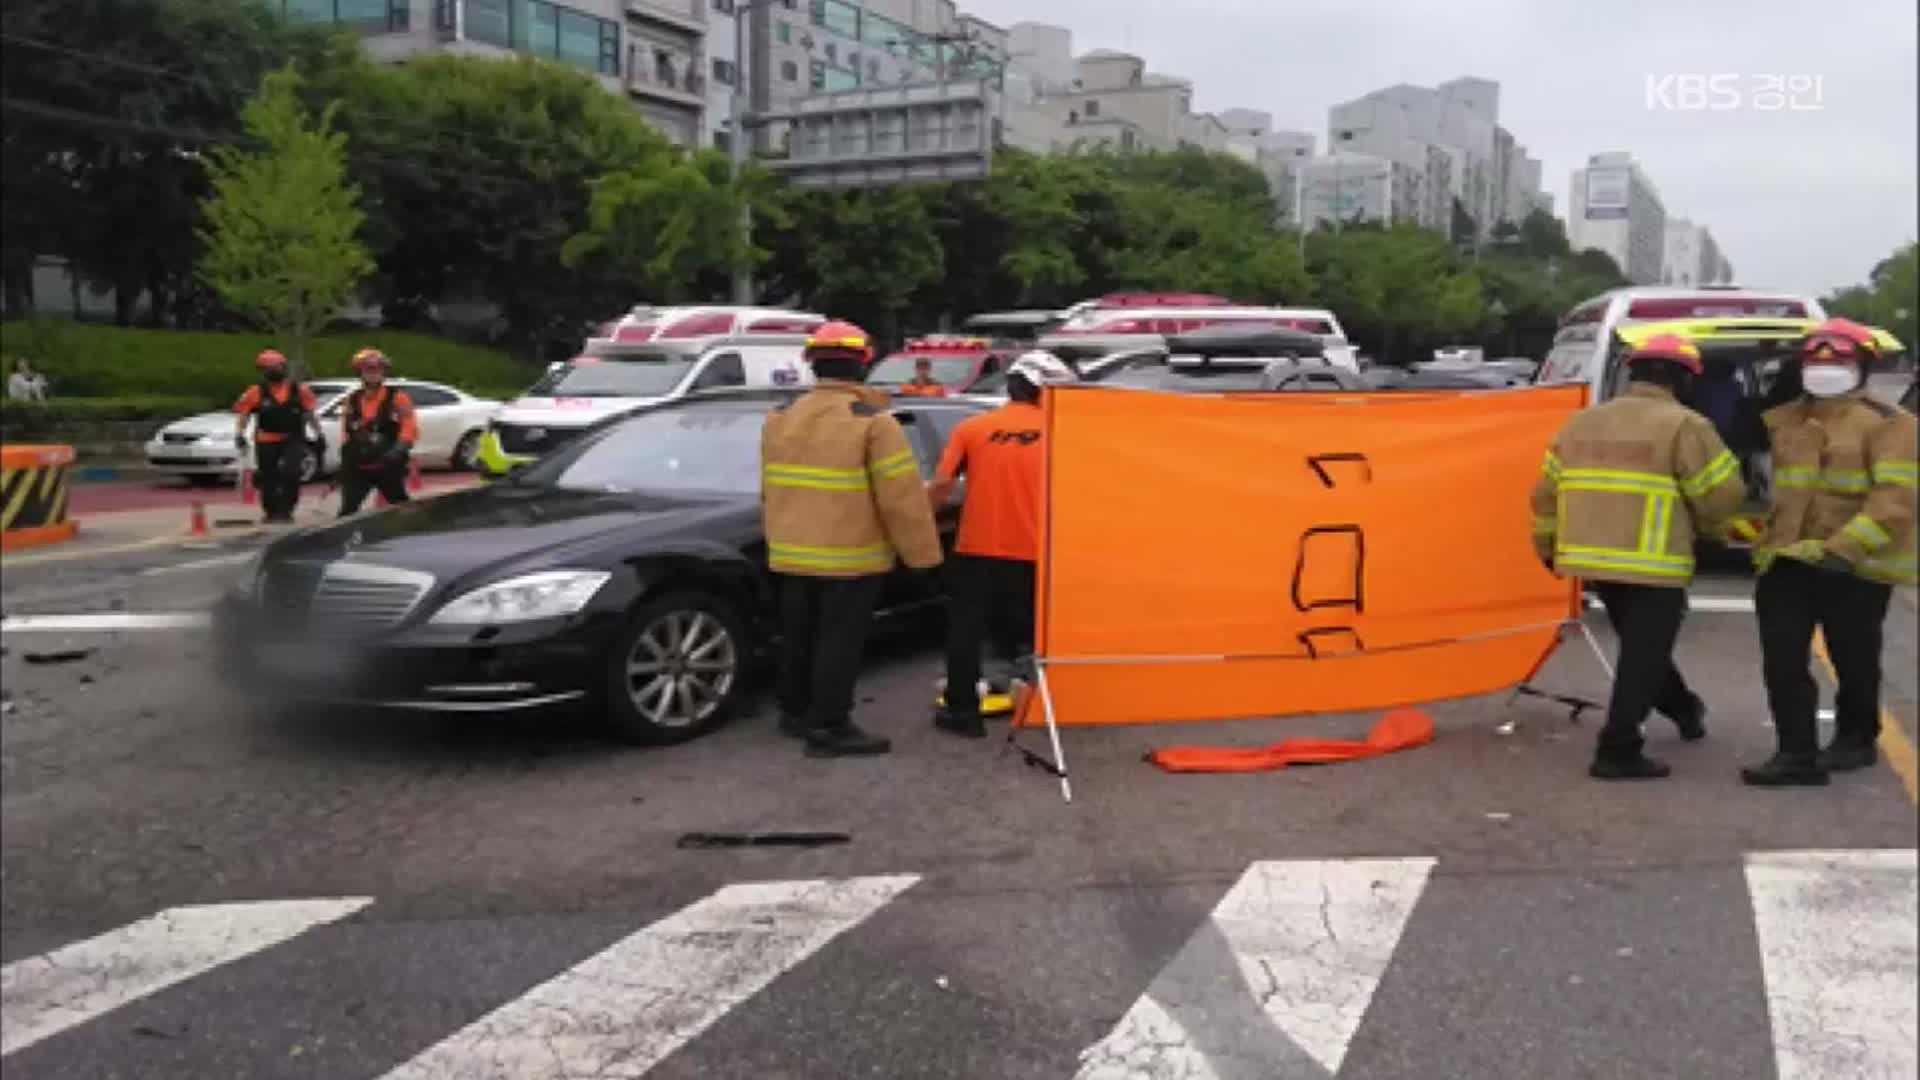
xmin=710 ymin=58 xmax=735 ymax=84
xmin=404 ymin=385 xmax=459 ymax=408
xmin=539 ymin=405 xmax=769 ymax=494
xmin=287 ymin=0 xmax=334 ymax=20
xmin=809 ymin=60 xmax=825 ymax=89
xmin=867 ymin=58 xmax=879 ymax=80
xmin=823 ymin=42 xmax=835 ymax=62
xmin=691 ymin=353 xmax=747 ymax=391
xmin=822 ymin=66 xmax=858 ymax=91
xmin=556 ymin=8 xmax=602 ymax=71
xmin=512 ymin=0 xmax=557 ymax=51
xmin=463 ymin=1 xmax=618 ymax=74
xmin=776 ymin=20 xmax=791 ymax=43
xmin=812 ymin=0 xmax=859 ymax=38
xmin=860 ymin=10 xmax=907 ymax=48
xmin=1084 ymin=99 xmax=1099 ymax=117
xmin=463 ymin=0 xmax=510 ymax=45
xmin=711 ymin=0 xmax=734 ymax=11
xmin=847 ymin=50 xmax=859 ymax=69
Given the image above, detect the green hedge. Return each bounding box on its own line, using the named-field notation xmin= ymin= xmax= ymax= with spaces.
xmin=0 ymin=396 xmax=211 ymax=440
xmin=1 ymin=320 xmax=533 ymax=407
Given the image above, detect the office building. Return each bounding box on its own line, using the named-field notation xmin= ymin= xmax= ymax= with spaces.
xmin=267 ymin=0 xmax=709 ymax=146
xmin=1568 ymin=152 xmax=1668 ymax=284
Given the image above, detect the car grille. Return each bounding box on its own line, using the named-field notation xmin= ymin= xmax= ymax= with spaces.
xmin=161 ymin=432 xmax=201 ymax=445
xmin=495 ymin=422 xmax=583 ymax=455
xmin=259 ymin=560 xmax=433 ymax=634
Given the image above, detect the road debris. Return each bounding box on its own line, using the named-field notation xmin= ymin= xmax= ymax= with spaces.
xmin=23 ymin=648 xmax=94 ymax=665
xmin=677 ymin=831 xmax=852 ymax=849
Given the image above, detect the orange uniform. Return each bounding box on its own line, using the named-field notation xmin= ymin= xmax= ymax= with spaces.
xmin=340 ymin=385 xmax=419 ymax=447
xmin=233 ymin=382 xmax=318 ymax=443
xmin=934 ymin=401 xmax=1046 ymax=562
xmin=898 ymin=380 xmax=949 ymax=398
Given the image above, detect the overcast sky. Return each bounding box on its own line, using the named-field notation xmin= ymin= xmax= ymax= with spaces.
xmin=955 ymin=0 xmax=1917 ymax=298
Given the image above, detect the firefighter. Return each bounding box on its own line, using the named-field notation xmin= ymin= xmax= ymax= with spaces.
xmin=898 ymin=356 xmax=948 ymax=397
xmin=1742 ymin=318 xmax=1917 ymax=787
xmin=1531 ymin=332 xmax=1747 ymax=780
xmin=761 ymin=319 xmax=944 ymax=757
xmin=337 ymin=348 xmax=419 ymax=516
xmin=232 ymin=350 xmax=324 ymax=524
xmin=925 ymin=350 xmax=1076 ymax=737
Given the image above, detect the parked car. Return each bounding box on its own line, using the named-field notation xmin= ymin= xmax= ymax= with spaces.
xmin=865 ymin=336 xmax=1006 ymax=393
xmin=146 ymin=379 xmax=501 ymax=485
xmin=213 ymin=389 xmax=988 ymax=744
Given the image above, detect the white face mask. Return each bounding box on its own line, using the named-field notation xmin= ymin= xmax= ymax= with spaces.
xmin=1802 ymin=364 xmax=1861 ymax=398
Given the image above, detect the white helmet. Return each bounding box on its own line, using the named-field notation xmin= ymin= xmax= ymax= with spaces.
xmin=1007 ymin=350 xmax=1077 ymax=387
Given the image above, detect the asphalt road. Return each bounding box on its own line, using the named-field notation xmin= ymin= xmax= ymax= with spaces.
xmin=2 ymin=539 xmax=1914 ymax=1079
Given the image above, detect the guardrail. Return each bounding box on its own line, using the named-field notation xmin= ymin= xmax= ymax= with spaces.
xmin=1 ymin=444 xmax=78 ymax=551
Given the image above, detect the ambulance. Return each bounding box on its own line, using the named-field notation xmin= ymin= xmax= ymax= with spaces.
xmin=475 ymin=306 xmax=825 ymax=476
xmin=1037 ymin=292 xmax=1360 ymax=371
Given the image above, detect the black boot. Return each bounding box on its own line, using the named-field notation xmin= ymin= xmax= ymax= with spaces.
xmin=1589 ymin=753 xmax=1672 ymax=780
xmin=934 ymin=708 xmax=987 ymax=739
xmin=1740 ymin=753 xmax=1830 ymax=787
xmin=1816 ymin=741 xmax=1878 ymax=772
xmin=805 ymin=722 xmax=891 ymax=757
xmin=1668 ymin=695 xmax=1708 ymax=742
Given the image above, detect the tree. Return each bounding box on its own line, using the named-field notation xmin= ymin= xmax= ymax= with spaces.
xmin=1824 ymin=241 xmax=1918 ymax=350
xmin=562 ymin=150 xmax=765 ymax=305
xmin=198 ymin=68 xmax=373 ymax=377
xmin=1518 ymin=208 xmax=1572 ymax=260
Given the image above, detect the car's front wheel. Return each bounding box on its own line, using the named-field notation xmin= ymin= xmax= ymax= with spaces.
xmin=452 ymin=430 xmax=482 ymax=472
xmin=602 ymin=591 xmax=747 ymax=744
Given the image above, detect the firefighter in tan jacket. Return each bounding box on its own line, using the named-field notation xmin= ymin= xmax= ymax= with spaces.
xmin=762 ymin=319 xmax=944 ymax=757
xmin=1532 ymin=333 xmax=1747 ymax=781
xmin=1742 ymin=318 xmax=1918 ymax=787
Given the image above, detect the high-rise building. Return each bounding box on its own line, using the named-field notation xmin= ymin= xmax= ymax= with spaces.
xmin=1663 ymin=219 xmax=1733 ymax=286
xmin=1325 ymin=76 xmax=1543 ymax=238
xmin=1216 ymin=109 xmax=1314 ymax=224
xmin=1568 ymin=152 xmax=1668 ymax=284
xmin=1299 ymin=151 xmax=1424 ymax=228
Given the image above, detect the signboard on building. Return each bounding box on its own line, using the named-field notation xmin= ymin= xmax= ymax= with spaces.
xmin=759 ymin=80 xmax=993 ymax=190
xmin=1584 ymin=167 xmax=1631 ymax=219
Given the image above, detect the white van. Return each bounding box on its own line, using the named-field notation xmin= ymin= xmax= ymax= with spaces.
xmin=476 ymin=335 xmax=813 ymax=475
xmin=1037 ymin=292 xmax=1360 ymax=371
xmin=1534 ymin=285 xmax=1827 ymax=400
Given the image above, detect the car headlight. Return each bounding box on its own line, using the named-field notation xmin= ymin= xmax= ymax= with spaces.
xmin=428 ymin=570 xmax=611 ymax=626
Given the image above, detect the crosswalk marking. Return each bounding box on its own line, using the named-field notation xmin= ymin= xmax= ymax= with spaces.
xmin=0 ymin=896 xmax=372 ymax=1056
xmin=1745 ymin=849 xmax=1919 ymax=1080
xmin=1073 ymin=857 xmax=1435 ymax=1079
xmin=378 ymin=874 xmax=920 ymax=1080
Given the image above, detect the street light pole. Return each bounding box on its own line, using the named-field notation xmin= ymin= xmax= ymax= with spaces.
xmin=729 ymin=0 xmax=756 ymax=304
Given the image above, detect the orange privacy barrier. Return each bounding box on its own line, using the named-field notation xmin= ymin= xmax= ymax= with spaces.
xmin=1024 ymin=384 xmax=1588 ymax=729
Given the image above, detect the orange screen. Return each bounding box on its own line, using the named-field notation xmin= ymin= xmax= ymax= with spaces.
xmin=1028 ymin=384 xmax=1588 ymax=726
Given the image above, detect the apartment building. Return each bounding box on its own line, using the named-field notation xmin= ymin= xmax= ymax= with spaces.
xmin=271 ymin=0 xmax=709 ymax=146
xmin=1568 ymin=152 xmax=1668 ymax=285
xmin=1219 ymin=109 xmax=1314 ymax=225
xmin=1662 ymin=219 xmax=1733 ymax=287
xmin=1326 ymin=76 xmax=1544 ymax=239
xmin=1018 ymin=49 xmax=1229 ymax=155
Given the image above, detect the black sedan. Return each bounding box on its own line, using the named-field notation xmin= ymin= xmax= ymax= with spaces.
xmin=214 ymin=390 xmax=987 ymax=743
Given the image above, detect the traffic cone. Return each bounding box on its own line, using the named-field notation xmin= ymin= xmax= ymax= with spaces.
xmin=239 ymin=467 xmax=256 ymax=506
xmin=188 ymin=500 xmax=210 ymax=537
xmin=407 ymin=458 xmax=423 ymax=493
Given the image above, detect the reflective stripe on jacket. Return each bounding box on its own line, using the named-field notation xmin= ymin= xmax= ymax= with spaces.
xmin=760 ymin=382 xmax=944 ymax=578
xmin=1530 ymin=382 xmax=1747 ymax=587
xmin=1755 ymin=393 xmax=1918 ymax=585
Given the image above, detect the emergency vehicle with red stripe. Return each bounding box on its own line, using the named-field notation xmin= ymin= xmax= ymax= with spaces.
xmin=1036 ymin=293 xmax=1360 ymax=371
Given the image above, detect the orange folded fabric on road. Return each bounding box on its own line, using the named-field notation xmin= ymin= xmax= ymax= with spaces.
xmin=1145 ymin=707 xmax=1437 ymax=773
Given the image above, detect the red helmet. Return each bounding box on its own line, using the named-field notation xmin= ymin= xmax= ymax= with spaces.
xmin=350 ymin=347 xmax=390 ymax=373
xmin=1802 ymin=317 xmax=1879 ymax=366
xmin=1628 ymin=333 xmax=1703 ymax=376
xmin=255 ymin=349 xmax=288 ymax=370
xmin=803 ymin=320 xmax=874 ymax=366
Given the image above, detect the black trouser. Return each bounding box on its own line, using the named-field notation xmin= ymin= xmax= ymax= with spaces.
xmin=252 ymin=440 xmax=303 ymax=520
xmin=1592 ymin=582 xmax=1698 ymax=759
xmin=338 ymin=461 xmax=409 ymax=515
xmin=1756 ymin=558 xmax=1892 ymax=757
xmin=943 ymin=555 xmax=1036 ymax=719
xmin=776 ymin=574 xmax=885 ymax=732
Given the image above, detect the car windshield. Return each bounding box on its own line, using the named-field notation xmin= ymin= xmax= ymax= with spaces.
xmin=969 ymin=369 xmax=1008 ymax=394
xmin=528 ymin=357 xmax=695 ymax=398
xmin=529 ymin=403 xmax=771 ymax=494
xmin=1106 ymin=364 xmax=1269 ymax=392
xmin=868 ymin=356 xmax=978 ymax=385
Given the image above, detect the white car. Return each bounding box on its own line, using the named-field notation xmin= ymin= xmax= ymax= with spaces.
xmin=145 ymin=378 xmax=502 ymax=484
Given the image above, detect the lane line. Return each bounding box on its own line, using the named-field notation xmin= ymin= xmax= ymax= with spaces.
xmin=379 ymin=874 xmax=920 ymax=1080
xmin=1074 ymin=857 xmax=1434 ymax=1079
xmin=1 ymin=613 xmax=212 ymax=633
xmin=137 ymin=551 xmax=254 ymax=577
xmin=1745 ymin=850 xmax=1918 ymax=1080
xmin=1812 ymin=630 xmax=1919 ymax=806
xmin=0 ymin=896 xmax=373 ymax=1056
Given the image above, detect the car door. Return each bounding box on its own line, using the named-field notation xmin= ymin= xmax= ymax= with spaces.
xmin=874 ymin=406 xmax=959 ymax=612
xmin=400 ymin=383 xmax=464 ymax=463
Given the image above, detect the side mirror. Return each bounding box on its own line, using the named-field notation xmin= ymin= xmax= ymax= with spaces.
xmin=546 ymin=361 xmax=565 ymax=374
